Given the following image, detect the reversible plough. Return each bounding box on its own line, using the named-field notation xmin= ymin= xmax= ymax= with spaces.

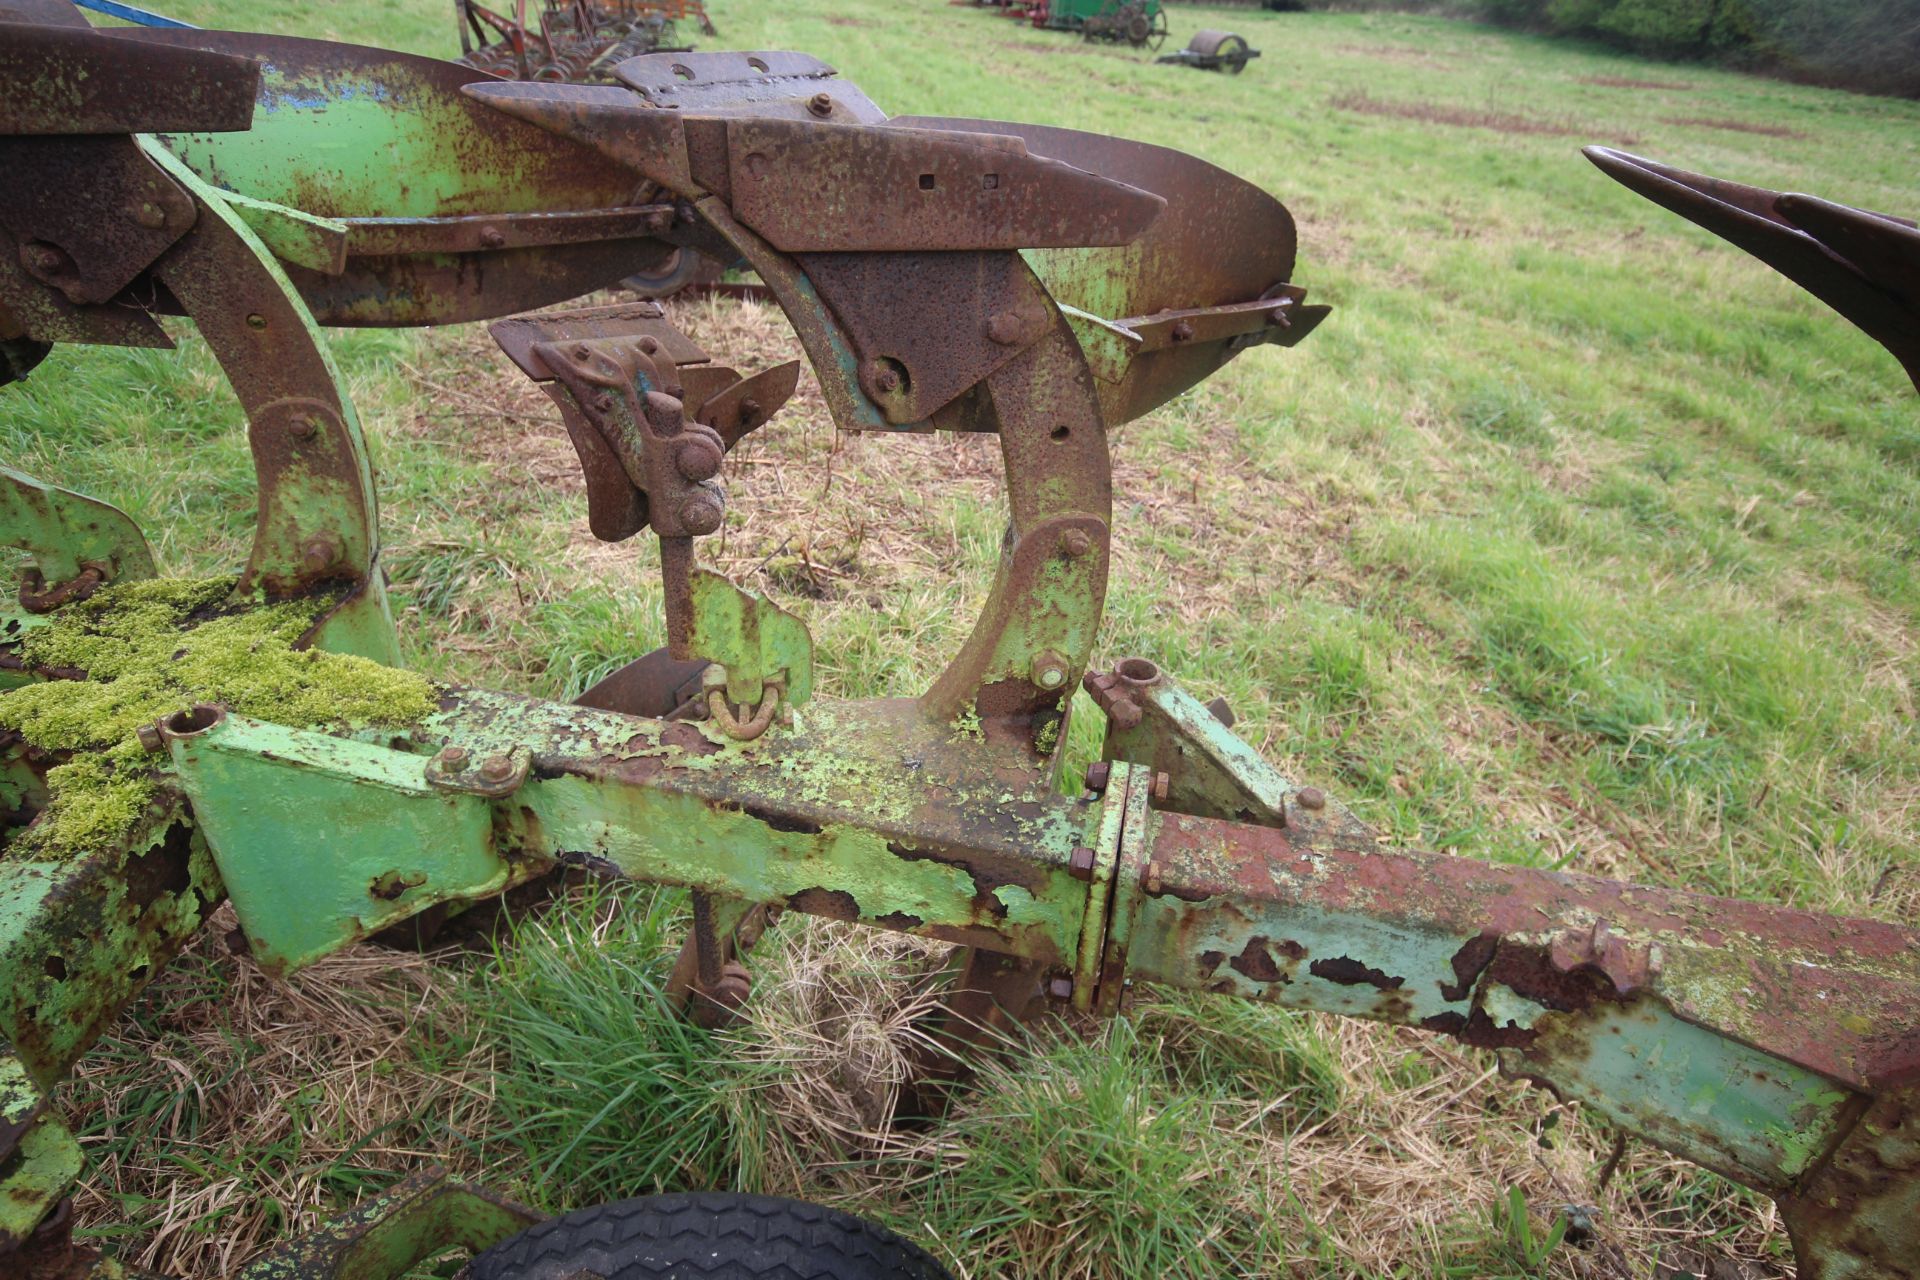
xmin=0 ymin=1 xmax=1917 ymax=1276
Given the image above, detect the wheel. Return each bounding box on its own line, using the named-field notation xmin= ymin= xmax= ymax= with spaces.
xmin=1146 ymin=8 xmax=1169 ymax=51
xmin=468 ymin=1192 xmax=958 ymax=1280
xmin=622 ymin=247 xmax=724 ymax=300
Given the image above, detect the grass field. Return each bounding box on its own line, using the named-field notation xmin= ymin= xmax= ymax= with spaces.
xmin=10 ymin=0 xmax=1919 ymax=1275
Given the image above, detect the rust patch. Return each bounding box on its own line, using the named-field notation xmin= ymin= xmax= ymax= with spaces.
xmin=739 ymin=801 xmax=821 ymax=835
xmin=1228 ymin=936 xmax=1288 ymax=983
xmin=874 ymin=911 xmax=923 ymax=931
xmin=659 ymin=722 xmax=721 ymax=756
xmin=1310 ymin=956 xmax=1404 ymax=990
xmin=1197 ymin=949 xmax=1225 ymax=977
xmin=1423 ymin=1008 xmax=1537 ymax=1050
xmin=1486 ymin=943 xmax=1624 ymax=1013
xmin=787 ymin=886 xmax=859 ymax=920
xmin=1440 ymin=932 xmax=1498 ymax=1002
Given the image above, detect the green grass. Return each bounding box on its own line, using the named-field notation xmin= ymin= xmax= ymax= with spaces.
xmin=15 ymin=0 xmax=1920 ymax=1275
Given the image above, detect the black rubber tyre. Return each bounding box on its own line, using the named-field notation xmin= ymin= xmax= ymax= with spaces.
xmin=467 ymin=1191 xmax=957 ymax=1280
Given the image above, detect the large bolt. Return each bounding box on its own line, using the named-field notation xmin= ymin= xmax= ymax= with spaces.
xmin=1067 ymin=845 xmax=1096 ymax=882
xmin=675 ymin=437 xmax=723 ymax=482
xmin=478 ymin=754 xmax=515 ymax=783
xmin=1295 ymin=786 xmax=1326 ymax=811
xmin=135 ymin=722 xmax=165 ymax=753
xmin=1060 ymin=528 xmax=1094 ymax=558
xmin=871 ymin=363 xmax=902 ymax=394
xmin=638 ymin=335 xmax=661 ymax=355
xmin=1031 ymin=652 xmax=1068 ymax=691
xmin=807 ymin=92 xmax=834 ymax=117
xmin=291 ymin=415 xmax=320 ymax=441
xmin=1083 ymin=760 xmax=1111 ymax=793
xmin=1150 ymin=771 xmax=1170 ymax=805
xmin=435 ymin=745 xmax=469 ymax=772
xmin=679 ymin=494 xmax=724 ymax=535
xmin=19 ymin=241 xmax=69 ymax=277
xmin=131 ymin=201 xmax=168 ymax=230
xmin=985 ymin=309 xmax=1028 ymax=346
xmin=300 ymin=534 xmax=340 ymax=577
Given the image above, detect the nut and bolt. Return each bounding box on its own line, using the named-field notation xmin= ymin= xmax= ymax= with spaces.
xmin=740 ymin=397 xmax=761 ymax=420
xmin=1150 ymin=771 xmax=1170 ymax=805
xmin=1046 ymin=975 xmax=1074 ymax=1001
xmin=435 ymin=745 xmax=470 ymax=772
xmin=1268 ymin=301 xmax=1293 ymax=328
xmin=1295 ymin=786 xmax=1326 ymax=812
xmin=675 ymin=438 xmax=722 ymax=482
xmin=1067 ymin=845 xmax=1096 ymax=882
xmin=571 ymin=343 xmax=591 ymax=362
xmin=246 ymin=313 xmax=267 ymax=330
xmin=1060 ymin=528 xmax=1093 ymax=558
xmin=984 ymin=308 xmax=1029 ymax=346
xmin=1083 ymin=760 xmax=1111 ymax=794
xmin=131 ymin=201 xmax=168 ymax=230
xmin=479 ymin=226 xmax=506 ymax=249
xmin=478 ymin=754 xmax=516 ymax=783
xmin=291 ymin=415 xmax=320 ymax=441
xmin=638 ymin=335 xmax=661 ymax=355
xmin=679 ymin=494 xmax=724 ymax=535
xmin=593 ymin=392 xmax=615 ymax=414
xmin=19 ymin=241 xmax=69 ymax=276
xmin=871 ymin=363 xmax=902 ymax=394
xmin=1170 ymin=320 xmax=1196 ymax=342
xmin=807 ymin=92 xmax=834 ymax=117
xmin=300 ymin=534 xmax=340 ymax=577
xmin=1031 ymin=652 xmax=1068 ymax=691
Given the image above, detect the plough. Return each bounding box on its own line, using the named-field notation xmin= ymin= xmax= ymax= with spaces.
xmin=0 ymin=1 xmax=1916 ymax=1276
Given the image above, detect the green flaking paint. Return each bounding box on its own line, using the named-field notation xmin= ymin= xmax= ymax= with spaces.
xmin=0 ymin=577 xmax=435 ymax=857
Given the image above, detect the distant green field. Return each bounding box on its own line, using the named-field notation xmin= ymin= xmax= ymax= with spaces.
xmin=16 ymin=0 xmax=1919 ymax=1276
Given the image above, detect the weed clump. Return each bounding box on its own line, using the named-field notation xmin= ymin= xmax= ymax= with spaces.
xmin=0 ymin=576 xmax=435 ymax=857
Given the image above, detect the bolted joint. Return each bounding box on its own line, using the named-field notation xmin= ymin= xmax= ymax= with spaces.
xmin=1083 ymin=760 xmax=1111 ymax=794
xmin=1067 ymin=845 xmax=1096 ymax=882
xmin=678 ymin=491 xmax=725 ymax=536
xmin=807 ymin=92 xmax=834 ymax=117
xmin=1030 ymin=651 xmax=1070 ymax=692
xmin=674 ymin=435 xmax=724 ymax=482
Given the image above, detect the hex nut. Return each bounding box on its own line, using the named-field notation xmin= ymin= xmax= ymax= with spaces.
xmin=1151 ymin=771 xmax=1170 ymax=805
xmin=1067 ymin=845 xmax=1096 ymax=882
xmin=135 ymin=723 xmax=165 ymax=753
xmin=1083 ymin=760 xmax=1111 ymax=793
xmin=478 ymin=754 xmax=515 ymax=783
xmin=1060 ymin=528 xmax=1094 ymax=558
xmin=435 ymin=745 xmax=470 ymax=772
xmin=1046 ymin=975 xmax=1074 ymax=1001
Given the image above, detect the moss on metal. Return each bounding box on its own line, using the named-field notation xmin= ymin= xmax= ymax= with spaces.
xmin=0 ymin=577 xmax=435 ymax=857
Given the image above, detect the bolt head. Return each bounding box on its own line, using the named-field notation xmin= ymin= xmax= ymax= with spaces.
xmin=1295 ymin=786 xmax=1326 ymax=812
xmin=872 ymin=366 xmax=901 ymax=394
xmin=1267 ymin=301 xmax=1293 ymax=328
xmin=479 ymin=226 xmax=506 ymax=249
xmin=435 ymin=745 xmax=470 ymax=772
xmin=19 ymin=242 xmax=66 ymax=275
xmin=572 ymin=343 xmax=591 ymax=361
xmin=478 ymin=754 xmax=515 ymax=783
xmin=1150 ymin=771 xmax=1171 ymax=805
xmin=1060 ymin=528 xmax=1094 ymax=558
xmin=808 ymin=92 xmax=834 ymax=116
xmin=300 ymin=535 xmax=339 ymax=576
xmin=638 ymin=335 xmax=661 ymax=355
xmin=679 ymin=495 xmax=724 ymax=535
xmin=1067 ymin=845 xmax=1096 ymax=882
xmin=1046 ymin=975 xmax=1074 ymax=1001
xmin=1170 ymin=320 xmax=1196 ymax=342
xmin=135 ymin=723 xmax=165 ymax=753
xmin=1108 ymin=697 xmax=1142 ymax=731
xmin=132 ymin=201 xmax=167 ymax=230
xmin=675 ymin=438 xmax=723 ymax=482
xmin=292 ymin=416 xmax=320 ymax=440
xmin=1083 ymin=760 xmax=1110 ymax=793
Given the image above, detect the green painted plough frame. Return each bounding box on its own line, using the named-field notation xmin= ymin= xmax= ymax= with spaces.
xmin=0 ymin=4 xmax=1914 ymax=1277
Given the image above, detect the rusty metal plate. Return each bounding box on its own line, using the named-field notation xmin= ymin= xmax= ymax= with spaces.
xmin=0 ymin=23 xmax=259 ymax=136
xmin=463 ymin=80 xmax=697 ymax=197
xmin=724 ymin=119 xmax=1165 ymax=254
xmin=801 ymin=250 xmax=1053 ymax=424
xmin=613 ymin=49 xmax=887 ymax=123
xmin=340 ymin=205 xmax=673 ymax=257
xmin=490 ymin=301 xmax=708 ymax=380
xmin=284 ymin=240 xmax=679 ymax=327
xmin=0 ymin=136 xmax=196 ymax=307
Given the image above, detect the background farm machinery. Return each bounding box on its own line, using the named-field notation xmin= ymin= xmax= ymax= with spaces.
xmin=454 ymin=0 xmax=714 ymax=82
xmin=1 ymin=3 xmax=1919 ymax=1279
